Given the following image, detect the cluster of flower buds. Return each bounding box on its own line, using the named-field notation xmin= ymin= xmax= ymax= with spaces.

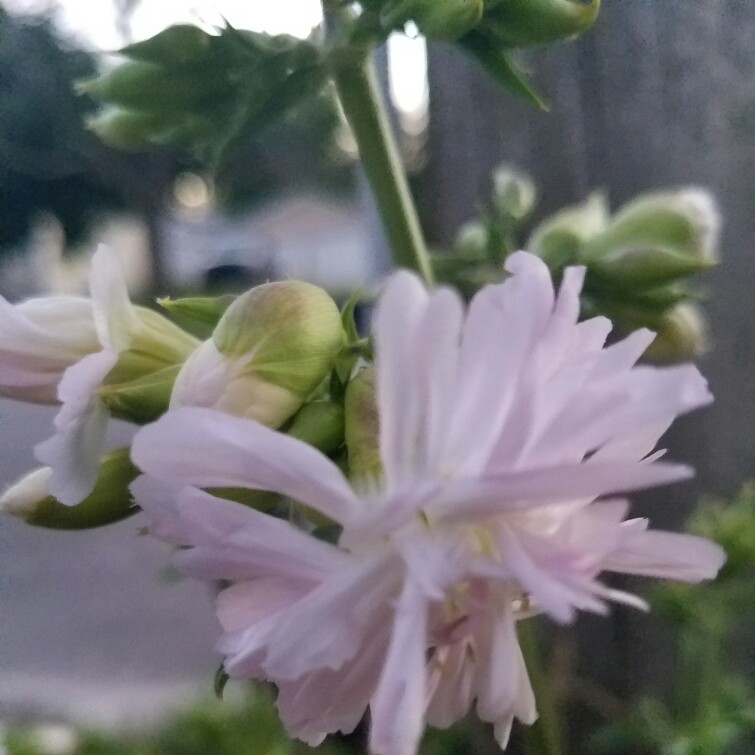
xmin=436 ymin=167 xmax=537 ymax=295
xmin=0 ymin=247 xmax=349 ymax=528
xmin=372 ymin=0 xmax=599 ymax=106
xmin=83 ymin=24 xmax=324 ymax=163
xmin=443 ymin=171 xmax=719 ymax=361
xmin=528 ymin=188 xmax=720 ymax=360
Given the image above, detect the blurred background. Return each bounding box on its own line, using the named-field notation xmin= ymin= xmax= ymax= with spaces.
xmin=0 ymin=1 xmax=753 ymax=753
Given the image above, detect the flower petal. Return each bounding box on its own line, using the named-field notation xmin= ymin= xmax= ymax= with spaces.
xmin=435 ymin=461 xmax=694 ymax=523
xmin=369 ymin=578 xmax=429 ymax=755
xmin=89 ymin=245 xmax=139 ymax=352
xmin=34 ymin=349 xmax=118 ymax=504
xmin=607 ymin=527 xmax=726 ymax=582
xmin=131 ymin=407 xmax=359 ymax=524
xmin=373 ymin=271 xmax=430 ymax=490
xmin=131 ymin=476 xmax=350 ymax=582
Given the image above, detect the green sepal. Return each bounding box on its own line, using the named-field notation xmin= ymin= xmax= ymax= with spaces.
xmin=158 ymin=294 xmax=237 ymax=327
xmin=18 ymin=448 xmax=139 ymax=530
xmin=214 ymin=664 xmax=230 ymax=699
xmin=98 ymin=364 xmax=181 ymax=425
xmin=334 ymin=288 xmax=364 ymax=387
xmin=458 ymin=30 xmax=548 ymax=110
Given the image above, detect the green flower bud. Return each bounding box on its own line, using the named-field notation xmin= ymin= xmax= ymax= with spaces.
xmin=382 ymin=0 xmax=484 ymax=40
xmin=172 ymin=281 xmax=344 ymax=427
xmin=454 ymin=221 xmax=491 ymax=259
xmin=99 ymin=364 xmax=181 ymax=425
xmin=583 ymin=189 xmax=720 ymax=287
xmin=158 ymin=294 xmax=236 ymax=327
xmin=483 ymin=0 xmax=600 ymax=48
xmin=287 ymin=400 xmax=345 ymax=457
xmin=642 ymin=304 xmax=709 ymax=363
xmin=491 ymin=166 xmax=536 ymax=220
xmin=86 ymin=108 xmax=165 ymax=151
xmin=344 ymin=367 xmax=382 ymax=485
xmin=527 ymin=192 xmax=609 ymax=270
xmin=589 ymin=245 xmax=714 ymax=290
xmin=78 ymin=60 xmax=230 ymax=114
xmin=0 ymin=448 xmax=138 ymax=529
xmin=118 ymin=24 xmax=215 ymax=67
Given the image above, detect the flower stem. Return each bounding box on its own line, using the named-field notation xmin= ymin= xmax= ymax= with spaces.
xmin=331 ymin=52 xmax=434 ymax=284
xmin=518 ymin=621 xmax=564 ymax=755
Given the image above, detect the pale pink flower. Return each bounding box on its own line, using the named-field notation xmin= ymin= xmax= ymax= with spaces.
xmin=131 ymin=252 xmax=725 ymax=754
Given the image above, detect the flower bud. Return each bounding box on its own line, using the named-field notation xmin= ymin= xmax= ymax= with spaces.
xmin=78 ymin=60 xmax=230 ymax=115
xmin=344 ymin=367 xmax=382 ymax=484
xmin=527 ymin=192 xmax=609 ymax=270
xmin=583 ymin=189 xmax=720 ymax=287
xmin=482 ymin=0 xmax=600 ymax=48
xmin=491 ymin=166 xmax=536 ymax=221
xmin=642 ymin=304 xmax=709 ymax=363
xmin=86 ymin=108 xmax=165 ymax=151
xmin=287 ymin=400 xmax=345 ymax=457
xmin=454 ymin=221 xmax=490 ymax=259
xmin=1 ymin=448 xmax=138 ymax=529
xmin=118 ymin=24 xmax=215 ymax=67
xmin=171 ymin=281 xmax=344 ymax=427
xmin=381 ymin=0 xmax=484 ymax=40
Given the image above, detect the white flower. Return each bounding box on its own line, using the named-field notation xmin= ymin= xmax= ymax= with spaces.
xmin=131 ymin=252 xmax=725 ymax=755
xmin=35 ymin=245 xmax=198 ymax=506
xmin=0 ymin=294 xmax=99 ymax=404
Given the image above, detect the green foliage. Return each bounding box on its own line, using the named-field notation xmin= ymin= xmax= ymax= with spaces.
xmin=3 ymin=688 xmax=349 ymax=755
xmin=591 ymin=486 xmax=755 ymax=755
xmin=85 ymin=24 xmax=328 ymax=172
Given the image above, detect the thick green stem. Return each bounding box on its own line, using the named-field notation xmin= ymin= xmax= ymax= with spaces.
xmin=519 ymin=621 xmax=564 ymax=755
xmin=331 ymin=54 xmax=434 ymax=284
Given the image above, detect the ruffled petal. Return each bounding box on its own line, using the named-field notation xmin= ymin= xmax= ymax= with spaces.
xmin=131 ymin=477 xmax=350 ymax=582
xmin=369 ymin=578 xmax=429 ymax=755
xmin=34 ymin=349 xmax=118 ymax=504
xmin=131 ymin=407 xmax=359 ymax=524
xmin=606 ymin=526 xmax=726 ymax=582
xmin=435 ymin=461 xmax=694 ymax=524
